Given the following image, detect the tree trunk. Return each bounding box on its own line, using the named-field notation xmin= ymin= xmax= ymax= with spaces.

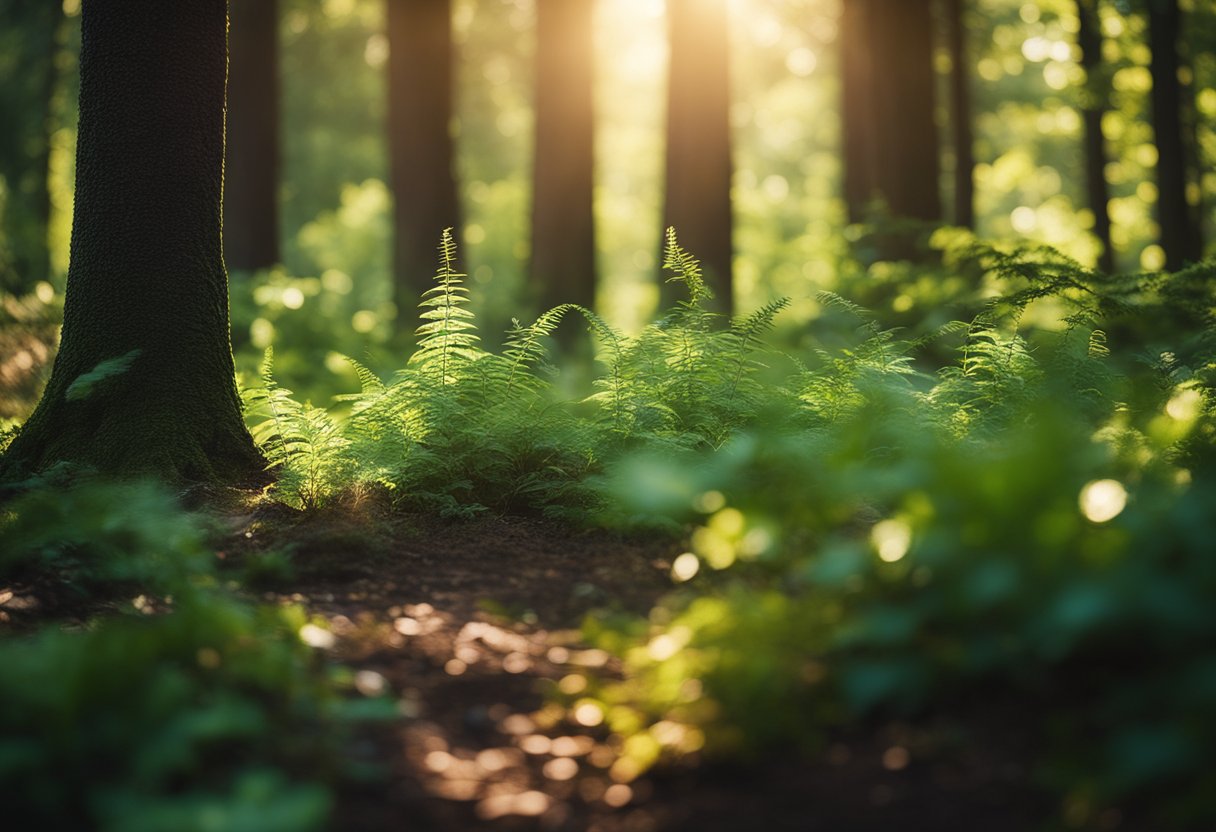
xmin=661 ymin=0 xmax=733 ymax=314
xmin=945 ymin=0 xmax=974 ymax=229
xmin=1076 ymin=0 xmax=1114 ymax=273
xmin=224 ymin=0 xmax=281 ymax=271
xmin=840 ymin=0 xmax=942 ymax=225
xmin=387 ymin=0 xmax=461 ymax=320
xmin=840 ymin=0 xmax=877 ymax=226
xmin=2 ymin=0 xmax=265 ymax=484
xmin=1147 ymin=0 xmax=1202 ymax=270
xmin=0 ymin=0 xmax=62 ymax=294
xmin=530 ymin=0 xmax=597 ymax=325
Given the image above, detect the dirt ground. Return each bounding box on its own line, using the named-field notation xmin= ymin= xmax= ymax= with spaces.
xmin=238 ymin=512 xmax=1063 ymax=832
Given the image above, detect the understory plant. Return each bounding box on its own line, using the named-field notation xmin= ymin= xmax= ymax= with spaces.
xmin=0 ymin=479 xmax=389 ymax=830
xmin=573 ymin=242 xmax=1216 ymax=829
xmin=240 ymin=228 xmax=1216 ymax=825
xmin=242 ymin=228 xmax=796 ymax=515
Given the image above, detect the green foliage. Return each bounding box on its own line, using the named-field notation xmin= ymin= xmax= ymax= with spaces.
xmin=0 ymin=478 xmax=388 ymax=830
xmin=243 ymin=348 xmax=349 ymax=511
xmin=0 ymin=479 xmax=210 ymax=599
xmin=235 ymin=229 xmax=1216 ymax=820
xmin=241 ymin=231 xmax=794 ymax=516
xmin=573 ymin=241 xmax=1216 ymax=825
xmin=0 ymin=593 xmax=338 ymax=830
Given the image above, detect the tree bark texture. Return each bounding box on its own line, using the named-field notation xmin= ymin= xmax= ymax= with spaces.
xmin=387 ymin=0 xmax=461 ymax=318
xmin=2 ymin=0 xmax=264 ymax=483
xmin=945 ymin=0 xmax=974 ymax=229
xmin=531 ymin=0 xmax=597 ymax=318
xmin=840 ymin=0 xmax=942 ymax=225
xmin=662 ymin=0 xmax=733 ymax=314
xmin=224 ymin=0 xmax=281 ymax=271
xmin=1076 ymin=0 xmax=1114 ymax=273
xmin=0 ymin=0 xmax=62 ymax=293
xmin=1147 ymin=0 xmax=1202 ymax=270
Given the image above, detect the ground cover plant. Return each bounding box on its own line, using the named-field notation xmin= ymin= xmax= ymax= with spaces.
xmin=223 ymin=229 xmax=1216 ymax=828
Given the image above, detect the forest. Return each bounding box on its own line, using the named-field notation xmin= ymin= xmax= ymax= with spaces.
xmin=1 ymin=0 xmax=1215 ymax=829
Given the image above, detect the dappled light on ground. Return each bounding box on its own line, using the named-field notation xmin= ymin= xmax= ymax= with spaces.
xmin=215 ymin=513 xmax=1055 ymax=832
xmin=255 ymin=516 xmax=674 ymax=830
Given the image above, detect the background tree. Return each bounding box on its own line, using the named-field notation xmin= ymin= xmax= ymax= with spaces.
xmin=387 ymin=0 xmax=461 ymax=320
xmin=0 ymin=0 xmax=63 ymax=294
xmin=945 ymin=0 xmax=974 ymax=229
xmin=840 ymin=0 xmax=941 ymax=225
xmin=1146 ymin=0 xmax=1203 ymax=270
xmin=530 ymin=0 xmax=597 ymax=325
xmin=662 ymin=0 xmax=733 ymax=313
xmin=2 ymin=0 xmax=263 ymax=483
xmin=224 ymin=0 xmax=281 ymax=271
xmin=1075 ymin=0 xmax=1115 ymax=273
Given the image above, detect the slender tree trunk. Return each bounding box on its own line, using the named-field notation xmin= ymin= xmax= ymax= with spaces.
xmin=531 ymin=0 xmax=597 ymax=325
xmin=1147 ymin=0 xmax=1202 ymax=269
xmin=2 ymin=0 xmax=264 ymax=484
xmin=1076 ymin=0 xmax=1114 ymax=273
xmin=840 ymin=0 xmax=942 ymax=225
xmin=662 ymin=0 xmax=733 ymax=314
xmin=224 ymin=0 xmax=281 ymax=271
xmin=387 ymin=0 xmax=461 ymax=321
xmin=945 ymin=0 xmax=974 ymax=229
xmin=840 ymin=0 xmax=877 ymax=226
xmin=0 ymin=0 xmax=61 ymax=293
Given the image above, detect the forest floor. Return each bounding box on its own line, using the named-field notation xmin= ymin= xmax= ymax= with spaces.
xmin=221 ymin=509 xmax=1061 ymax=832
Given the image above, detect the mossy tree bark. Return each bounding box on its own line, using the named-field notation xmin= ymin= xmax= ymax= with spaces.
xmin=387 ymin=0 xmax=461 ymax=322
xmin=661 ymin=0 xmax=733 ymax=314
xmin=224 ymin=0 xmax=281 ymax=272
xmin=1 ymin=0 xmax=265 ymax=484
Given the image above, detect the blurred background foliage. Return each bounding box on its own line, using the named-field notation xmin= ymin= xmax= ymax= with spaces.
xmin=1 ymin=0 xmax=1213 ymax=414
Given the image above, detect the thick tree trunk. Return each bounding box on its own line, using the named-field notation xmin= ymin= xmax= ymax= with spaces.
xmin=945 ymin=0 xmax=974 ymax=229
xmin=0 ymin=0 xmax=62 ymax=294
xmin=530 ymin=0 xmax=597 ymax=323
xmin=2 ymin=0 xmax=265 ymax=484
xmin=1076 ymin=0 xmax=1114 ymax=273
xmin=840 ymin=0 xmax=942 ymax=225
xmin=387 ymin=0 xmax=461 ymax=320
xmin=224 ymin=0 xmax=280 ymax=271
xmin=661 ymin=0 xmax=733 ymax=314
xmin=1147 ymin=0 xmax=1202 ymax=270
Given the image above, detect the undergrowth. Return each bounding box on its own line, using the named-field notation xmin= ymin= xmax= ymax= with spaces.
xmin=11 ymin=228 xmax=1209 ymax=828
xmin=0 ymin=480 xmax=391 ymax=830
xmin=241 ymin=227 xmax=1216 ymax=826
xmin=243 ymin=228 xmax=794 ymax=516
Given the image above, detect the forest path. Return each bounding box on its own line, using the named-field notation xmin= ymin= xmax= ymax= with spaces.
xmin=250 ymin=514 xmax=1044 ymax=832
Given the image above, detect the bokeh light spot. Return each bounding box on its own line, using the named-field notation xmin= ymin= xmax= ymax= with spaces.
xmin=1079 ymin=479 xmax=1127 ymax=523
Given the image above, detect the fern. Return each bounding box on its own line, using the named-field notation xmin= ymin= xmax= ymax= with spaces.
xmin=502 ymin=304 xmax=576 ymax=395
xmin=662 ymin=227 xmax=715 ymax=324
xmin=410 ymin=229 xmax=482 ymax=386
xmin=242 ymin=349 xmax=348 ymax=510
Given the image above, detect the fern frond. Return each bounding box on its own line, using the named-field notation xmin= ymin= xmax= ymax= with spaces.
xmin=410 ymin=229 xmax=483 ymax=385
xmin=503 ymin=304 xmax=576 ymax=394
xmin=241 ymin=348 xmax=349 ymax=509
